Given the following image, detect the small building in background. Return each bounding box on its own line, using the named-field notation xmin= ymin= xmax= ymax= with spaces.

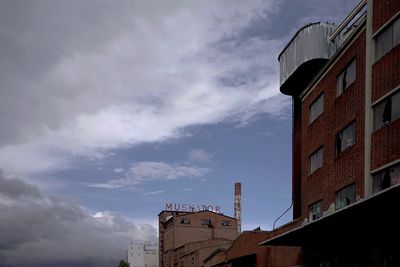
xmin=127 ymin=241 xmax=158 ymax=267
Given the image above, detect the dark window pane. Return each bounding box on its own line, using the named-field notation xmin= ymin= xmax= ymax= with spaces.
xmin=310 ymin=148 xmax=323 ymax=174
xmin=382 ymin=98 xmax=392 ymax=124
xmin=346 ymin=59 xmax=356 ymax=87
xmin=309 ymin=200 xmax=323 ymax=221
xmin=309 ymin=94 xmax=324 ymax=123
xmin=372 ymin=164 xmax=400 ymax=194
xmin=373 ymin=100 xmax=386 ymax=131
xmin=337 ymin=59 xmax=356 ymax=96
xmin=392 ymin=91 xmax=400 ymax=121
xmin=337 ymin=72 xmax=344 ymax=96
xmin=375 ymin=25 xmax=393 ymax=61
xmin=335 ymin=184 xmax=355 ymax=210
xmin=394 ymin=17 xmax=400 ymax=47
xmin=336 ymin=122 xmax=355 ymax=154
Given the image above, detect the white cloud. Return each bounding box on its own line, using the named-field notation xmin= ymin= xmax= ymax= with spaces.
xmin=0 ymin=0 xmax=286 ymax=177
xmin=86 ymin=161 xmax=211 ymax=189
xmin=113 ymin=167 xmax=125 ymax=173
xmin=0 ymin=172 xmax=156 ymax=267
xmin=188 ymin=149 xmax=213 ymax=162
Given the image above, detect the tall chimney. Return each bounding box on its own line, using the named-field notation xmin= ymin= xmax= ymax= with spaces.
xmin=234 ymin=182 xmax=241 ymax=234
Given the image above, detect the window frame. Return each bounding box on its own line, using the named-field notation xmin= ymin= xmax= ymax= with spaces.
xmin=372 ymin=163 xmax=400 ymax=194
xmin=375 ymin=16 xmax=400 ymax=61
xmin=308 ymin=200 xmax=323 ymax=221
xmin=201 ymin=219 xmax=211 ymax=226
xmin=337 ymin=58 xmax=356 ymax=97
xmin=309 ymin=147 xmax=324 ymax=174
xmin=180 ymin=218 xmax=191 ymax=224
xmin=309 ymin=93 xmax=324 ymax=124
xmin=336 ymin=121 xmax=356 ymax=155
xmin=335 ymin=184 xmax=356 ymax=210
xmin=373 ymin=89 xmax=400 ymax=131
xmin=221 ymin=220 xmax=232 ymax=227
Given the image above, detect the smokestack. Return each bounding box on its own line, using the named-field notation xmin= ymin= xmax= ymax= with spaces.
xmin=234 ymin=182 xmax=241 ymax=234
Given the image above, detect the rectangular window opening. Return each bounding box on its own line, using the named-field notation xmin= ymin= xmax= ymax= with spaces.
xmin=201 ymin=219 xmax=211 ymax=225
xmin=309 ymin=200 xmax=323 ymax=221
xmin=180 ymin=218 xmax=191 ymax=224
xmin=337 ymin=59 xmax=356 ymax=96
xmin=335 ymin=184 xmax=356 ymax=210
xmin=336 ymin=122 xmax=356 ymax=155
xmin=221 ymin=220 xmax=231 ymax=226
xmin=309 ymin=93 xmax=324 ymax=124
xmin=309 ymin=147 xmax=323 ymax=174
xmin=372 ymin=163 xmax=400 ymax=194
xmin=373 ymin=90 xmax=400 ymax=131
xmin=375 ymin=16 xmax=400 ymax=61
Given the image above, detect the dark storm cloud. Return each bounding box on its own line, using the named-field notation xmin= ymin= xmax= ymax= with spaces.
xmin=0 ymin=173 xmax=156 ymax=267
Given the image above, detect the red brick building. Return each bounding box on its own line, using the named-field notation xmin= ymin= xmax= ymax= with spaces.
xmin=202 ymin=224 xmax=303 ymax=267
xmin=158 ymin=210 xmax=238 ymax=267
xmin=261 ymin=0 xmax=400 ymax=265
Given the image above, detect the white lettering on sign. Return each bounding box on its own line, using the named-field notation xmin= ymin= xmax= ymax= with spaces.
xmin=165 ymin=203 xmax=221 ymax=213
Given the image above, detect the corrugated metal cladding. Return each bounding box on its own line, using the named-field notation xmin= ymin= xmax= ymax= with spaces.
xmin=279 ymin=23 xmax=337 ymax=86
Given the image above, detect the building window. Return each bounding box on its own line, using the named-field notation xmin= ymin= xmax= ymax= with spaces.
xmin=201 ymin=219 xmax=211 ymax=225
xmin=309 ymin=200 xmax=323 ymax=221
xmin=309 ymin=94 xmax=324 ymax=124
xmin=337 ymin=59 xmax=356 ymax=96
xmin=309 ymin=147 xmax=323 ymax=174
xmin=375 ymin=16 xmax=400 ymax=61
xmin=180 ymin=218 xmax=191 ymax=224
xmin=336 ymin=122 xmax=356 ymax=155
xmin=372 ymin=163 xmax=400 ymax=194
xmin=335 ymin=184 xmax=356 ymax=210
xmin=373 ymin=90 xmax=400 ymax=131
xmin=221 ymin=220 xmax=231 ymax=226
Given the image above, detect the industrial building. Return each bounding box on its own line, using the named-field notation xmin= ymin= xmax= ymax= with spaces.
xmin=127 ymin=241 xmax=159 ymax=267
xmin=261 ymin=0 xmax=400 ymax=265
xmin=202 ymin=226 xmax=302 ymax=267
xmin=158 ymin=183 xmax=242 ymax=267
xmin=158 ymin=210 xmax=238 ymax=267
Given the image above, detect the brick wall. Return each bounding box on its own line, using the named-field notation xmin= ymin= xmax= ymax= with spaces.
xmin=373 ymin=0 xmax=400 ymax=33
xmin=300 ymin=30 xmax=366 ymax=218
xmin=371 ymin=45 xmax=400 ymax=102
xmin=371 ymin=0 xmax=400 ymax=170
xmin=371 ymin=119 xmax=400 ymax=170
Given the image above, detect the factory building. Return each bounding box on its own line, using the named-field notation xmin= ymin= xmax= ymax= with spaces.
xmin=158 ymin=183 xmax=242 ymax=267
xmin=158 ymin=210 xmax=238 ymax=267
xmin=261 ymin=0 xmax=400 ymax=265
xmin=127 ymin=241 xmax=158 ymax=267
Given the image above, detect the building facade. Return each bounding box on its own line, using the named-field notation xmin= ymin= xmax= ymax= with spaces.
xmin=158 ymin=210 xmax=238 ymax=267
xmin=127 ymin=241 xmax=159 ymax=267
xmin=261 ymin=0 xmax=400 ymax=265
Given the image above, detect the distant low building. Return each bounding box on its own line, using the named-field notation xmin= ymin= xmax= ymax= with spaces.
xmin=127 ymin=241 xmax=158 ymax=267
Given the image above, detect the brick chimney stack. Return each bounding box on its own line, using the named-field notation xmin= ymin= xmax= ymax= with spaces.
xmin=234 ymin=182 xmax=241 ymax=234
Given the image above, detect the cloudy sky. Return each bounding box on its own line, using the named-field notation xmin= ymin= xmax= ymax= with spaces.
xmin=0 ymin=0 xmax=359 ymax=266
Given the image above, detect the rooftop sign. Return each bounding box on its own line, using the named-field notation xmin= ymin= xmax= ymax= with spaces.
xmin=165 ymin=202 xmax=221 ymax=213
